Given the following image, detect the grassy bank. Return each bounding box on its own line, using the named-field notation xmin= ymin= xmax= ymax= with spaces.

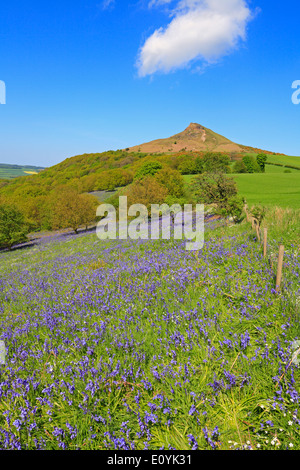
xmin=0 ymin=209 xmax=299 ymax=450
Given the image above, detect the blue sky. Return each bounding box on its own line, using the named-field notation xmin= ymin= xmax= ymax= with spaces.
xmin=0 ymin=0 xmax=300 ymax=167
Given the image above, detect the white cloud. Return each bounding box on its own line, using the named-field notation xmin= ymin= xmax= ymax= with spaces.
xmin=137 ymin=0 xmax=254 ymax=77
xmin=148 ymin=0 xmax=174 ymax=7
xmin=101 ymin=0 xmax=115 ymax=10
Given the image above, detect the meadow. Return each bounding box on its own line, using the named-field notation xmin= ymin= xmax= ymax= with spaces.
xmin=264 ymin=155 xmax=300 ymax=169
xmin=231 ymin=154 xmax=300 ymax=209
xmin=233 ymin=173 xmax=300 ymax=210
xmin=0 ymin=211 xmax=299 ymax=450
xmin=238 ymin=154 xmax=300 ymax=169
xmin=0 ymin=164 xmax=44 ymax=179
xmin=183 ymin=165 xmax=300 ymax=210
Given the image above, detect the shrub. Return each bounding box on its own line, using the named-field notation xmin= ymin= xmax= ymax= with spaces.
xmin=135 ymin=162 xmax=162 ymax=180
xmin=178 ymin=160 xmax=197 ymax=175
xmin=250 ymin=205 xmax=266 ymax=227
xmin=192 ymin=172 xmax=238 ymax=209
xmin=223 ymin=196 xmax=245 ymax=223
xmin=242 ymin=156 xmax=261 ymax=173
xmin=256 ymin=153 xmax=268 ymax=172
xmin=202 ymin=153 xmax=231 ymax=174
xmin=48 ymin=187 xmax=99 ymax=233
xmin=0 ymin=204 xmax=28 ymax=249
xmin=233 ymin=161 xmax=248 ymax=173
xmin=155 ymin=168 xmax=185 ymax=198
xmin=125 ymin=176 xmax=168 ymax=213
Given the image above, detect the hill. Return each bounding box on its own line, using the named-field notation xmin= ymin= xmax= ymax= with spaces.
xmin=0 ymin=123 xmax=299 ymax=235
xmin=127 ymin=122 xmax=277 ymax=155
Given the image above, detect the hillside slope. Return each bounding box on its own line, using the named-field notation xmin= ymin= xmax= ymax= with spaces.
xmin=128 ymin=123 xmax=257 ymax=154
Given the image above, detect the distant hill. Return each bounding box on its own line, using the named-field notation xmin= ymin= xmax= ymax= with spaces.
xmin=0 ymin=123 xmax=296 ymax=200
xmin=0 ymin=124 xmax=299 ymax=232
xmin=127 ymin=122 xmax=277 ymax=155
xmin=0 ymin=163 xmax=45 ymax=179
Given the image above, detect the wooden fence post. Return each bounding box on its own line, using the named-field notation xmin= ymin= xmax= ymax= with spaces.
xmin=255 ymin=224 xmax=260 ymax=242
xmin=276 ymin=245 xmax=285 ymax=293
xmin=244 ymin=204 xmax=250 ymax=223
xmin=263 ymin=228 xmax=267 ymax=258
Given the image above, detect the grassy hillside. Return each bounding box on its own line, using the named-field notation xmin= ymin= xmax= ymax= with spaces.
xmin=265 ymin=154 xmax=300 ymax=168
xmin=264 ymin=165 xmax=300 ymax=173
xmin=0 ymin=150 xmax=233 ymax=199
xmin=0 ymin=208 xmax=299 ymax=449
xmin=129 ymin=123 xmax=243 ymax=154
xmin=1 ymin=149 xmax=299 ymax=238
xmin=233 ymin=173 xmax=300 ymax=209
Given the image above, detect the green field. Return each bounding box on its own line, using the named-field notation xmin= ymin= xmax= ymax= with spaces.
xmin=265 ymin=154 xmax=300 ymax=168
xmin=183 ymin=162 xmax=300 ymax=209
xmin=265 ymin=165 xmax=299 ymax=173
xmin=0 ymin=164 xmax=44 ymax=179
xmin=233 ymin=173 xmax=300 ymax=209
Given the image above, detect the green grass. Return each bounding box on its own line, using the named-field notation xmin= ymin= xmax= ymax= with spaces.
xmin=233 ymin=173 xmax=300 ymax=209
xmin=183 ymin=169 xmax=300 ymax=209
xmin=0 ymin=165 xmax=44 ymax=179
xmin=260 ymin=207 xmax=300 ymax=248
xmin=266 ymin=154 xmax=300 ymax=168
xmin=264 ymin=165 xmax=299 ymax=174
xmin=0 ymin=210 xmax=299 ymax=450
xmin=239 ymin=153 xmax=300 ymax=169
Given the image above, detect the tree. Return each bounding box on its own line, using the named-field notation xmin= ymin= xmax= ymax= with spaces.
xmin=242 ymin=156 xmax=261 ymax=173
xmin=95 ymin=171 xmax=117 ymax=191
xmin=134 ymin=162 xmax=162 ymax=180
xmin=155 ymin=167 xmax=185 ymax=198
xmin=194 ymin=156 xmax=204 ymax=174
xmin=256 ymin=154 xmax=267 ymax=173
xmin=193 ymin=173 xmax=245 ymax=222
xmin=0 ymin=204 xmax=28 ymax=249
xmin=202 ymin=153 xmax=231 ymax=174
xmin=49 ymin=187 xmax=99 ymax=233
xmin=178 ymin=159 xmax=197 ymax=175
xmin=78 ymin=193 xmax=100 ymax=230
xmin=250 ymin=205 xmax=266 ymax=227
xmin=220 ymin=196 xmax=244 ymax=223
xmin=233 ymin=160 xmax=248 ymax=173
xmin=192 ymin=172 xmax=238 ymax=209
xmin=126 ymin=176 xmax=168 ymax=213
xmin=17 ymin=195 xmax=49 ymax=232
